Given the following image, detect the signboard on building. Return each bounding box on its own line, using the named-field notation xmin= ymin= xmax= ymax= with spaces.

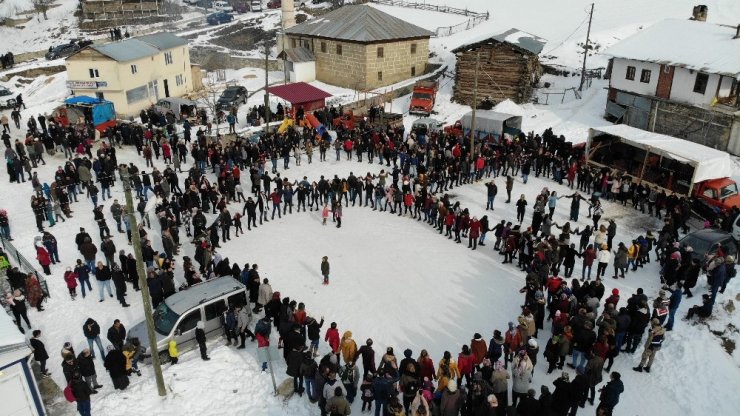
xmin=66 ymin=80 xmax=98 ymax=89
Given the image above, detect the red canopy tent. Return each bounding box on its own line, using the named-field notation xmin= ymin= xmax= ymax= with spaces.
xmin=266 ymin=82 xmax=332 ymax=117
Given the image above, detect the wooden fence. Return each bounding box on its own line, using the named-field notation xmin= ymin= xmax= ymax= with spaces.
xmin=368 ymin=0 xmax=490 ymax=37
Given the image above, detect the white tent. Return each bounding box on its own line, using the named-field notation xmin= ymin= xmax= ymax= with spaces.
xmin=587 ymin=124 xmax=734 ymax=184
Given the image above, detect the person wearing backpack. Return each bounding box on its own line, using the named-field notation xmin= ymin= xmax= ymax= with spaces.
xmin=301 ymin=350 xmax=319 ymax=402
xmin=339 ymin=361 xmax=360 ymax=403
xmin=67 ymin=372 xmax=93 ymax=416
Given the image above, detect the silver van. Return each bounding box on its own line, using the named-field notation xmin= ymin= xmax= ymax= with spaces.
xmin=127 ymin=277 xmax=247 ymax=362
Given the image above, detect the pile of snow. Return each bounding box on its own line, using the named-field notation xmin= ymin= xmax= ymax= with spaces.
xmin=493 ymin=99 xmax=526 ymax=116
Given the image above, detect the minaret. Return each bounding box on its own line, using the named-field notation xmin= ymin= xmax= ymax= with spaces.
xmin=282 ymin=0 xmax=296 ymax=30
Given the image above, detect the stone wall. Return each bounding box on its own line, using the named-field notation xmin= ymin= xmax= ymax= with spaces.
xmin=287 ymin=35 xmax=430 ymax=90
xmin=364 ymin=38 xmax=429 ymax=89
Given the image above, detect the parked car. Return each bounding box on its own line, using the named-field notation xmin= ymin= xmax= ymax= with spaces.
xmin=250 ymin=0 xmax=263 ymax=12
xmin=216 ymin=85 xmax=248 ymax=110
xmin=0 ymin=86 xmax=12 ymax=97
xmin=233 ymin=2 xmax=250 ymax=13
xmin=127 ymin=278 xmax=248 ymax=363
xmin=45 ymin=43 xmax=80 ymax=60
xmin=213 ymin=0 xmax=233 ymax=11
xmin=679 ymin=229 xmax=738 ymax=262
xmin=207 ymin=11 xmax=234 ymax=25
xmin=183 ymin=0 xmax=199 ymax=4
xmin=266 ymin=0 xmax=281 ymax=8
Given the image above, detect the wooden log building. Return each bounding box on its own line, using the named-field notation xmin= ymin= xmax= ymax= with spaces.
xmin=452 ymin=29 xmax=546 ymax=106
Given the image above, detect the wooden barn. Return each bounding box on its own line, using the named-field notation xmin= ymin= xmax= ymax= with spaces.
xmin=452 ymin=29 xmax=546 ymax=106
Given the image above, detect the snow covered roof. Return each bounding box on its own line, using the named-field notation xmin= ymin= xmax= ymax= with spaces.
xmin=88 ymin=33 xmax=188 ymax=63
xmin=451 ymin=28 xmax=547 ymax=55
xmin=588 ymin=124 xmax=734 ymax=183
xmin=0 ymin=312 xmax=31 ymax=365
xmin=603 ymin=19 xmax=740 ymax=78
xmin=285 ymin=5 xmax=434 ymax=43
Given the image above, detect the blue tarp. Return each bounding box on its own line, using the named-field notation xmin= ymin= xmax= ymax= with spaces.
xmin=65 ymin=96 xmax=105 ymax=105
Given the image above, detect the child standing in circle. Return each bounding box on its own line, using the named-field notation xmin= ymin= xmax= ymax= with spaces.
xmin=321 ymin=256 xmax=330 ymax=285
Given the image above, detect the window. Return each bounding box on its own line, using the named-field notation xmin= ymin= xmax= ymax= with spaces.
xmin=130 ymin=64 xmax=137 ymax=74
xmin=125 ymin=85 xmax=149 ymax=104
xmin=377 ymin=47 xmax=384 ymax=58
xmin=164 ymin=51 xmax=173 ymax=65
xmin=336 ymin=44 xmax=342 ymax=55
xmin=88 ymin=68 xmax=99 ymax=78
xmin=410 ymin=43 xmax=417 ymax=54
xmin=639 ymin=69 xmax=651 ymax=83
xmin=175 ymin=74 xmax=184 ymax=86
xmin=291 ymin=39 xmax=297 ymax=48
xmin=228 ymin=292 xmax=247 ymax=308
xmin=377 ymin=71 xmax=383 ymax=81
xmin=177 ymin=309 xmax=201 ymax=334
xmin=411 ymin=66 xmax=416 ymax=76
xmin=693 ymin=72 xmax=709 ymax=94
xmin=204 ymin=300 xmax=227 ymax=321
xmin=625 ymin=66 xmax=636 ymax=81
xmin=320 ymin=42 xmax=326 ymax=53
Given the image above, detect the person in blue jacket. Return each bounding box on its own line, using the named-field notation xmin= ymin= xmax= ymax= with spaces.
xmin=597 ymin=371 xmax=623 ymax=415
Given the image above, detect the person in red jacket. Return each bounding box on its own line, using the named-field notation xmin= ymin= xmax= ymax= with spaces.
xmin=469 ymin=333 xmax=487 ymax=369
xmin=604 ymin=288 xmax=620 ymax=308
xmin=457 ymin=345 xmax=475 ymax=386
xmin=504 ymin=322 xmax=523 ymax=368
xmin=325 ymin=322 xmax=340 ymax=359
xmin=468 ymin=217 xmax=481 ymax=250
xmin=403 ymin=192 xmax=414 ymax=216
xmin=580 ymin=244 xmax=596 ymax=281
xmin=269 ymin=188 xmax=282 ymax=220
xmin=35 ymin=245 xmax=51 ymax=275
xmin=445 ymin=212 xmax=455 ymax=239
xmin=64 ymin=267 xmax=79 ymax=299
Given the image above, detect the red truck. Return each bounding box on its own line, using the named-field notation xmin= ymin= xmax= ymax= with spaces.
xmin=409 ymin=80 xmax=438 ymax=116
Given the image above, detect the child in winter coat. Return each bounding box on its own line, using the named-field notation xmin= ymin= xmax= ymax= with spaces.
xmin=359 ymin=374 xmax=374 ymax=412
xmin=63 ymin=268 xmax=78 ymax=299
xmin=321 ymin=256 xmax=330 ymax=285
xmin=322 ymin=204 xmax=331 ymax=225
xmin=168 ymin=339 xmax=179 ymax=364
xmin=325 ymin=322 xmax=340 ymax=356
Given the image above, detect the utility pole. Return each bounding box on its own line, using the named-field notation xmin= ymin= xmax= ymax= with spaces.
xmin=579 ymin=3 xmax=595 ymax=92
xmin=264 ymin=40 xmax=271 ymax=137
xmin=121 ymin=171 xmax=166 ymax=397
xmin=469 ymin=51 xmax=480 ymax=162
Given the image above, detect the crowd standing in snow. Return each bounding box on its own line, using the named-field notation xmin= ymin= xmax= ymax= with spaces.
xmin=0 ymin=106 xmax=737 ymax=416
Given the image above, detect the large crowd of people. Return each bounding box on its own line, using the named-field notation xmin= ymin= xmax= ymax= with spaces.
xmin=1 ymin=101 xmax=737 ymax=416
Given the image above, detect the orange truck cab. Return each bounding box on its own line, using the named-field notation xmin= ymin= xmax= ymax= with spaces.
xmin=409 ymin=81 xmax=438 ymax=116
xmin=693 ymin=178 xmax=740 ymax=212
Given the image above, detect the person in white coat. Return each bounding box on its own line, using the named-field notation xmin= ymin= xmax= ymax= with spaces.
xmin=511 ymin=350 xmax=533 ymax=408
xmin=236 ymin=305 xmax=256 ymax=348
xmin=596 ymin=244 xmax=612 ymax=279
xmin=257 ymin=278 xmax=273 ymax=311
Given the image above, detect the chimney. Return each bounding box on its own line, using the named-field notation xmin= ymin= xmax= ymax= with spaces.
xmin=282 ymin=0 xmax=296 ymax=30
xmin=691 ymin=5 xmax=708 ymax=22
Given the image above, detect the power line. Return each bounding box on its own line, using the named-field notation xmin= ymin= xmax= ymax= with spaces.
xmin=540 ymin=14 xmax=590 ymax=57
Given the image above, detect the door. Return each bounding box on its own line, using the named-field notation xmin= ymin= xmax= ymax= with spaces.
xmin=163 ymin=79 xmax=170 ymax=98
xmin=204 ymin=299 xmax=228 ymax=335
xmin=174 ymin=309 xmax=202 ymax=350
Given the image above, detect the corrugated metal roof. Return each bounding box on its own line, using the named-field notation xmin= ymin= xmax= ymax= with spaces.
xmin=92 ymin=39 xmax=160 ymax=62
xmin=137 ymin=32 xmax=189 ymax=51
xmin=451 ymin=28 xmax=546 ymax=56
xmin=90 ymin=32 xmax=188 ymax=62
xmin=284 ymin=47 xmax=315 ymax=63
xmin=285 ymin=4 xmax=433 ymax=43
xmin=266 ymin=82 xmax=332 ymax=104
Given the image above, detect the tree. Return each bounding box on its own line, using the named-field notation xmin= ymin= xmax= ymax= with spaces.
xmin=33 ymin=0 xmax=52 ymax=20
xmin=195 ymin=72 xmax=223 ymax=134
